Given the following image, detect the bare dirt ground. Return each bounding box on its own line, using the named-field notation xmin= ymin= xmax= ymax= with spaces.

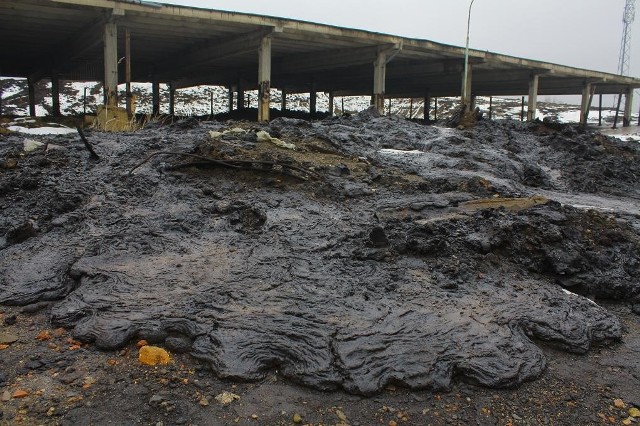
xmin=1 ymin=110 xmax=640 ymax=425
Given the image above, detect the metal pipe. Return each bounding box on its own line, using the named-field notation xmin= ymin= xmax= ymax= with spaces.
xmin=462 ymin=0 xmax=475 ymax=109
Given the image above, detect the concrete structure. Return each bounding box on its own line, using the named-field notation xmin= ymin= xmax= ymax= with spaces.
xmin=2 ymin=0 xmax=640 ymax=124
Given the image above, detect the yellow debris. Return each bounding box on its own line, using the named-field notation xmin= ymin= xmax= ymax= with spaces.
xmin=629 ymin=407 xmax=640 ymax=417
xmin=459 ymin=195 xmax=549 ymax=212
xmin=214 ymin=391 xmax=240 ymax=405
xmin=138 ymin=345 xmax=171 ymax=366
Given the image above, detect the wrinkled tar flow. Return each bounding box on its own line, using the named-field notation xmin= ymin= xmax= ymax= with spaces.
xmin=1 ymin=110 xmax=639 ymax=394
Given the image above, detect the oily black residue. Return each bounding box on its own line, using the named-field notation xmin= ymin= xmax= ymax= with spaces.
xmin=1 ymin=111 xmax=639 ymax=395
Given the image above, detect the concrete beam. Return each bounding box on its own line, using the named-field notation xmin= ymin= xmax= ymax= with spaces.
xmin=103 ymin=20 xmax=118 ymax=106
xmin=28 ymin=15 xmax=108 ymax=83
xmin=624 ymin=86 xmax=634 ymax=127
xmin=275 ymin=45 xmax=384 ymax=74
xmin=527 ymin=74 xmax=539 ymax=121
xmin=159 ymin=28 xmax=275 ymax=81
xmin=258 ymin=35 xmax=271 ymax=122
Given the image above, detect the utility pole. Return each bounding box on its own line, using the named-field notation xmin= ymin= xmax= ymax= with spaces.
xmin=618 ymin=0 xmax=636 ymax=77
xmin=462 ymin=0 xmax=475 ymax=111
xmin=613 ymin=0 xmax=635 ymax=127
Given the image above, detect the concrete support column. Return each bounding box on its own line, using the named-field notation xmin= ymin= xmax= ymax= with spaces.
xmin=228 ymin=87 xmax=234 ymax=112
xmin=424 ymin=90 xmax=431 ymax=122
xmin=103 ymin=20 xmax=118 ymax=107
xmin=489 ymin=96 xmax=493 ymax=119
xmin=373 ymin=50 xmax=386 ymax=114
xmin=125 ymin=28 xmax=133 ymax=118
xmin=258 ymin=36 xmax=272 ymax=122
xmin=28 ymin=78 xmax=36 ymax=117
xmin=310 ymin=88 xmax=317 ymax=116
xmin=281 ymin=89 xmax=287 ymax=112
xmin=623 ymin=86 xmax=634 ymax=127
xmin=152 ymin=80 xmax=160 ymax=116
xmin=461 ymin=64 xmax=472 ymax=108
xmin=168 ymin=83 xmax=175 ymax=116
xmin=598 ymin=94 xmax=603 ymax=126
xmin=580 ymin=83 xmax=592 ymax=126
xmin=329 ymin=92 xmax=334 ymax=116
xmin=527 ymin=74 xmax=539 ymax=121
xmin=237 ymin=89 xmax=245 ymax=110
xmin=51 ymin=73 xmax=61 ymax=117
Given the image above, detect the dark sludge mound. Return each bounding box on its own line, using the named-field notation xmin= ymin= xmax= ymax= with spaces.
xmin=1 ymin=111 xmax=639 ymax=395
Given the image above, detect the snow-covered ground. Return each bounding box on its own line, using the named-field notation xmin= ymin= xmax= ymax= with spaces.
xmin=1 ymin=77 xmax=638 ymax=128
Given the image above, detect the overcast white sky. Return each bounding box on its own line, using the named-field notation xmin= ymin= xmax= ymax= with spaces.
xmin=161 ymin=0 xmax=640 ymax=79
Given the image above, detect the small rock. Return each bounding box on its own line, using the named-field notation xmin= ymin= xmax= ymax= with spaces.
xmin=13 ymin=390 xmax=29 ymax=399
xmin=23 ymin=139 xmax=44 ymax=152
xmin=388 ymin=421 xmax=398 ymax=426
xmin=0 ymin=332 xmax=19 ymax=344
xmin=149 ymin=395 xmax=164 ymax=405
xmin=136 ymin=340 xmax=148 ymax=349
xmin=336 ymin=409 xmax=347 ymax=422
xmin=214 ymin=391 xmax=240 ymax=405
xmin=164 ymin=336 xmax=192 ymax=353
xmin=46 ymin=407 xmax=56 ymax=417
xmin=251 ymin=414 xmax=259 ymax=419
xmin=6 ymin=220 xmax=37 ymax=245
xmin=513 ymin=413 xmax=522 ymax=421
xmin=622 ymin=419 xmax=633 ymax=426
xmin=199 ymin=397 xmax=209 ymax=407
xmin=369 ymin=226 xmax=389 ymax=247
xmin=1 ymin=158 xmax=18 ymax=169
xmin=46 ymin=144 xmax=66 ymax=152
xmin=138 ymin=346 xmax=171 ymax=366
xmin=36 ymin=330 xmax=52 ymax=341
xmin=630 ymin=407 xmax=640 ymax=417
xmin=21 ymin=301 xmax=50 ymax=314
xmin=1 ymin=391 xmax=11 ymax=402
xmin=616 ymin=399 xmax=627 ymax=409
xmin=293 ymin=413 xmax=303 ymax=423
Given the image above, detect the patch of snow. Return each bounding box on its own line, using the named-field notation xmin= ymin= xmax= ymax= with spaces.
xmin=561 ymin=288 xmax=599 ymax=307
xmin=8 ymin=125 xmax=77 ymax=135
xmin=379 ymin=149 xmax=426 ymax=155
